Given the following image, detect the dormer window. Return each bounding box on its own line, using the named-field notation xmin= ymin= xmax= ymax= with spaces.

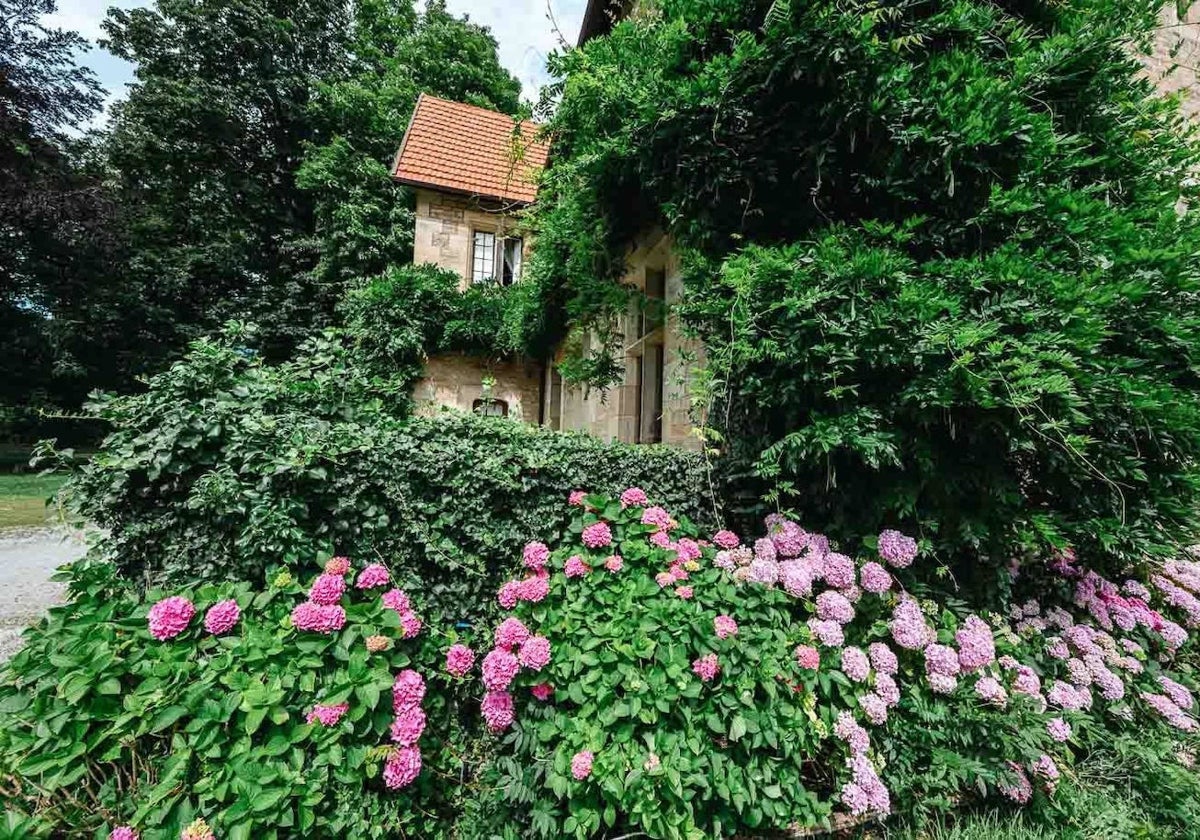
xmin=472 ymin=230 xmax=523 ymax=285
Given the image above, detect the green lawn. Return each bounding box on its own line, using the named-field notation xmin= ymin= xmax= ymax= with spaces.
xmin=0 ymin=473 xmax=68 ymax=530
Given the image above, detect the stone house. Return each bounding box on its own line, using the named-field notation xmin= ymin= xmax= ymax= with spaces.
xmin=392 ymin=88 xmax=703 ymax=448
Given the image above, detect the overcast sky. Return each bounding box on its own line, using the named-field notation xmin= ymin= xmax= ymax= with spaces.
xmin=43 ymin=0 xmax=590 ymax=124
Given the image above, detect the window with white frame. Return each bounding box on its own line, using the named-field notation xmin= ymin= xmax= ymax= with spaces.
xmin=471 ymin=231 xmax=523 ymax=285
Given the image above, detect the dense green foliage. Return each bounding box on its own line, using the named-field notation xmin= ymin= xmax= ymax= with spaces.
xmin=0 ymin=557 xmax=488 ymax=839
xmin=523 ymin=0 xmax=1200 ymax=577
xmin=56 ymin=327 xmax=715 ymax=618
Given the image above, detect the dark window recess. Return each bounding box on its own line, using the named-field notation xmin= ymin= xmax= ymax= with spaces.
xmin=473 ymin=398 xmax=509 ymax=417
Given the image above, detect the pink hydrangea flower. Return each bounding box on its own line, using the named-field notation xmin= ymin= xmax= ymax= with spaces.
xmin=498 ymin=580 xmax=521 ymax=609
xmin=381 ymin=588 xmax=411 ymax=613
xmin=974 ymin=676 xmax=1007 ymax=708
xmin=620 ymin=487 xmax=648 ymax=508
xmin=795 ymin=644 xmax=820 ymax=670
xmin=581 ymin=521 xmax=613 ymax=549
xmin=481 ymin=690 xmax=515 ymax=731
xmin=531 ymin=682 xmax=554 ymax=701
xmin=1033 ymin=755 xmax=1059 ymax=792
xmin=807 ymin=618 xmax=845 ymax=647
xmin=604 ymin=555 xmax=624 ymax=572
xmin=834 ymin=710 xmax=870 ymax=754
xmin=366 ymin=635 xmax=391 ymax=653
xmin=147 ymin=596 xmax=195 ymax=641
xmin=859 ymin=692 xmax=888 ymax=725
xmin=571 ymin=750 xmax=594 ymax=780
xmin=859 ymin=562 xmax=892 ymax=594
xmin=928 ymin=673 xmax=958 ymax=694
xmin=822 ymin=553 xmax=857 ymax=588
xmin=518 ymin=636 xmax=552 ymax=671
xmin=445 ymin=644 xmax=475 ymax=677
xmin=203 ymin=599 xmax=240 ymax=635
xmin=771 ymin=521 xmax=808 ymax=557
xmin=383 ymin=746 xmax=422 ymax=789
xmin=890 ymin=598 xmax=932 ymax=650
xmin=564 ymin=555 xmax=590 ymax=578
xmin=955 ymin=615 xmax=996 ymax=672
xmin=356 ymin=563 xmax=390 ymax=589
xmin=399 ymin=611 xmax=422 ymax=638
xmin=308 ymin=573 xmax=345 ymax=606
xmin=495 ymin=617 xmax=530 ymax=650
xmin=676 ymin=585 xmax=694 ymax=600
xmin=1160 ymin=676 xmax=1195 ymax=710
xmin=482 ymin=648 xmax=520 ymax=691
xmin=754 ymin=537 xmax=777 ymax=563
xmin=749 ymin=558 xmax=780 ymax=586
xmin=692 ymin=653 xmax=720 ymax=682
xmin=568 ymin=489 xmax=587 ymax=506
xmin=519 ymin=574 xmax=551 ymax=602
xmin=924 ymin=644 xmax=960 ymax=677
xmin=324 ymin=556 xmax=350 ymax=575
xmin=714 ymin=615 xmax=738 ymax=639
xmin=642 ymin=506 xmax=674 ymax=531
xmin=841 ymin=647 xmax=870 ymax=682
xmin=291 ymin=601 xmax=345 ymax=634
xmin=878 ymin=529 xmax=918 ymax=568
xmin=874 ymin=672 xmax=900 ymax=707
xmin=392 ymin=670 xmax=426 ymax=710
xmin=1000 ymin=763 xmax=1032 ymax=804
xmin=522 ymin=541 xmax=550 ymax=570
xmin=816 ymin=590 xmax=855 ymax=624
xmin=110 ymin=827 xmax=139 ymax=840
xmin=650 ymin=530 xmax=674 ymax=549
xmin=655 ymin=571 xmax=674 ymax=588
xmin=712 ymin=530 xmax=740 ymax=549
xmin=1046 ymin=717 xmax=1071 ymax=742
xmin=675 ymin=538 xmax=702 ymax=563
xmin=868 ymin=643 xmax=898 ymax=675
xmin=390 ymin=706 xmax=426 ymax=746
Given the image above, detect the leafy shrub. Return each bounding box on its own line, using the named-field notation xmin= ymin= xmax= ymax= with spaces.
xmin=472 ymin=493 xmax=1200 ymax=839
xmin=0 ymin=555 xmax=483 ymax=839
xmin=58 ymin=333 xmax=715 ymax=620
xmin=523 ymin=0 xmax=1200 ymax=577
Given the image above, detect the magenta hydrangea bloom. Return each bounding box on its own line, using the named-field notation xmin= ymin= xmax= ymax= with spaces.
xmin=859 ymin=562 xmax=892 ymax=594
xmin=655 ymin=571 xmax=674 ymax=588
xmin=878 ymin=529 xmax=918 ymax=568
xmin=110 ymin=827 xmax=139 ymax=840
xmin=675 ymin=538 xmax=702 ymax=563
xmin=355 ymin=563 xmax=390 ymax=589
xmin=807 ymin=618 xmax=845 ymax=647
xmin=620 ymin=487 xmax=648 ymax=508
xmin=399 ymin=611 xmax=422 ymax=639
xmin=604 ymin=555 xmax=624 ymax=572
xmin=481 ymin=690 xmax=515 ymax=732
xmin=834 ymin=711 xmax=870 ymax=755
xmin=308 ymin=573 xmax=346 ymax=606
xmin=445 ymin=644 xmax=476 ymax=678
xmin=874 ymin=672 xmax=901 ymax=707
xmin=306 ymin=702 xmax=349 ymax=726
xmin=714 ymin=615 xmax=738 ymax=639
xmin=324 ymin=556 xmax=350 ymax=576
xmin=816 ymin=590 xmax=855 ymax=624
xmin=974 ymin=676 xmax=1007 ymax=708
xmin=712 ymin=529 xmax=740 ymax=550
xmin=291 ymin=601 xmax=346 ymax=634
xmin=571 ymin=750 xmax=595 ymax=780
xmin=841 ymin=647 xmax=870 ymax=682
xmin=676 ymin=585 xmax=694 ymax=600
xmin=642 ymin=506 xmax=674 ymax=531
xmin=203 ymin=599 xmax=240 ymax=635
xmin=568 ymin=489 xmax=587 ymax=506
xmin=495 ymin=617 xmax=530 ymax=650
xmin=381 ymin=588 xmax=411 ymax=614
xmin=383 ymin=746 xmax=422 ymax=789
xmin=581 ymin=521 xmax=613 ymax=549
xmin=519 ymin=574 xmax=551 ymax=602
xmin=482 ymin=648 xmax=520 ymax=691
xmin=392 ymin=669 xmax=426 ymax=710
xmin=771 ymin=521 xmax=808 ymax=557
xmin=650 ymin=530 xmax=674 ymax=549
xmin=822 ymin=553 xmax=857 ymax=589
xmin=868 ymin=642 xmax=898 ymax=675
xmin=563 ymin=555 xmax=589 ymax=578
xmin=753 ymin=537 xmax=777 ymax=563
xmin=795 ymin=644 xmax=820 ymax=670
xmin=692 ymin=653 xmax=720 ymax=682
xmin=924 ymin=644 xmax=960 ymax=678
xmin=859 ymin=692 xmax=888 ymax=725
xmin=955 ymin=615 xmax=996 ymax=672
xmin=518 ymin=636 xmax=552 ymax=671
xmin=1046 ymin=717 xmax=1071 ymax=742
xmin=531 ymin=682 xmax=554 ymax=701
xmin=1160 ymin=676 xmax=1196 ymax=710
xmin=928 ymin=673 xmax=958 ymax=694
xmin=147 ymin=596 xmax=195 ymax=641
xmin=390 ymin=706 xmax=427 ymax=746
xmin=890 ymin=598 xmax=932 ymax=650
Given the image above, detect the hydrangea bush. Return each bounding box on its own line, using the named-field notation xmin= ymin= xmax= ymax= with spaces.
xmin=0 ymin=556 xmax=480 ymax=839
xmin=480 ymin=492 xmax=1200 ymax=839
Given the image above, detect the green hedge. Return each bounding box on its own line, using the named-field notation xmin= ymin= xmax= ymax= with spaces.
xmin=64 ymin=335 xmax=716 ymax=620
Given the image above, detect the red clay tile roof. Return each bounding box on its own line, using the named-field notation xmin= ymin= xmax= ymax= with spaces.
xmin=392 ymin=94 xmax=549 ymax=205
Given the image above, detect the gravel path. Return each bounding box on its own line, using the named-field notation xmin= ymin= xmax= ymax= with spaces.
xmin=0 ymin=527 xmax=86 ymax=661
